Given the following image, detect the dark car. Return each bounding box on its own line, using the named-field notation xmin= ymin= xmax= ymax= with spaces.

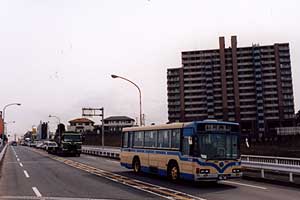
xmin=11 ymin=141 xmax=17 ymax=146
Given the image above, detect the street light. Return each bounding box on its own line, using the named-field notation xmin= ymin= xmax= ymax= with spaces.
xmin=4 ymin=121 xmax=16 ymax=124
xmin=2 ymin=103 xmax=21 ymax=146
xmin=5 ymin=121 xmax=16 ymax=142
xmin=111 ymin=74 xmax=143 ymax=126
xmin=48 ymin=115 xmax=61 ymax=124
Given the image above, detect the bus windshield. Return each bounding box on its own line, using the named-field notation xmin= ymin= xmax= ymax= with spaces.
xmin=198 ymin=133 xmax=239 ymax=160
xmin=63 ymin=135 xmax=81 ymax=142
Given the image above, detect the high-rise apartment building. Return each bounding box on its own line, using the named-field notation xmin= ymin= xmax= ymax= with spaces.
xmin=167 ymin=36 xmax=295 ymax=138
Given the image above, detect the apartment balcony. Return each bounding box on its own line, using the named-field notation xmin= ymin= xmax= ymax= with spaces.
xmin=263 ymin=91 xmax=278 ymax=95
xmin=168 ymin=96 xmax=180 ymax=100
xmin=184 ymin=89 xmax=203 ymax=93
xmin=184 ymin=95 xmax=206 ymax=99
xmin=184 ymin=101 xmax=204 ymax=105
xmin=265 ymin=110 xmax=279 ymax=114
xmin=185 ymin=113 xmax=207 ymax=117
xmin=185 ymin=107 xmax=207 ymax=111
xmin=261 ymin=60 xmax=275 ymax=65
xmin=183 ymin=71 xmax=203 ymax=76
xmin=264 ymin=103 xmax=279 ymax=107
xmin=168 ymin=107 xmax=181 ymax=112
xmin=280 ymin=58 xmax=290 ymax=63
xmin=263 ymin=85 xmax=277 ymax=89
xmin=263 ymin=72 xmax=276 ymax=77
xmin=265 ymin=116 xmax=279 ymax=120
xmin=168 ymin=90 xmax=180 ymax=94
xmin=168 ymin=101 xmax=181 ymax=106
xmin=184 ymin=77 xmax=204 ymax=81
xmin=167 ymin=84 xmax=180 ymax=89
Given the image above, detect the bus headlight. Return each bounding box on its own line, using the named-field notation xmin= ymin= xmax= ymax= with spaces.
xmin=232 ymin=169 xmax=241 ymax=173
xmin=197 ymin=169 xmax=210 ymax=174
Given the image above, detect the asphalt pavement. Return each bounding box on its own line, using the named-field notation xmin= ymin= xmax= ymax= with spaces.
xmin=1 ymin=146 xmax=300 ymax=200
xmin=0 ymin=146 xmax=163 ymax=200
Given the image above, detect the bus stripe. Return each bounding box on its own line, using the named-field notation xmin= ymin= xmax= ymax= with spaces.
xmin=122 ymin=148 xmax=240 ymax=173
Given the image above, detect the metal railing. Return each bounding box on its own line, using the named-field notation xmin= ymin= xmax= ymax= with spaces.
xmin=241 ymin=154 xmax=300 ymax=182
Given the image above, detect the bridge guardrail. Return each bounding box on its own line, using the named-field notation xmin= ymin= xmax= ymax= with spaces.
xmin=82 ymin=146 xmax=120 ymax=159
xmin=241 ymin=154 xmax=300 ymax=182
xmin=82 ymin=146 xmax=300 ymax=182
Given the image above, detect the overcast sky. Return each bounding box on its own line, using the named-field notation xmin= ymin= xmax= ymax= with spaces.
xmin=1 ymin=0 xmax=300 ymax=137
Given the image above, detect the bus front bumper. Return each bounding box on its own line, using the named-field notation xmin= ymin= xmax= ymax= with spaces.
xmin=194 ymin=173 xmax=242 ymax=181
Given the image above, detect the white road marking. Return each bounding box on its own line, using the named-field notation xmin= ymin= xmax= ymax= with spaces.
xmin=0 ymin=196 xmax=108 ymax=200
xmin=32 ymin=187 xmax=42 ymax=197
xmin=15 ymin=154 xmax=18 ymax=158
xmin=17 ymin=158 xmax=20 ymax=162
xmin=222 ymin=180 xmax=267 ymax=190
xmin=19 ymin=163 xmax=23 ymax=167
xmin=23 ymin=170 xmax=30 ymax=178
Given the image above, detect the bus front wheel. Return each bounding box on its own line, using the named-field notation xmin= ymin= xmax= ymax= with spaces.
xmin=132 ymin=157 xmax=141 ymax=173
xmin=168 ymin=162 xmax=180 ymax=181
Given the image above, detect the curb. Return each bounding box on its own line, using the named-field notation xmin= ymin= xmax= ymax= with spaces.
xmin=0 ymin=144 xmax=8 ymax=164
xmin=0 ymin=144 xmax=8 ymax=177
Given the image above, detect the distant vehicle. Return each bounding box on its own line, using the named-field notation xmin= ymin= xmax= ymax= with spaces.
xmin=36 ymin=141 xmax=44 ymax=149
xmin=24 ymin=138 xmax=31 ymax=146
xmin=54 ymin=127 xmax=82 ymax=156
xmin=46 ymin=141 xmax=58 ymax=154
xmin=10 ymin=141 xmax=17 ymax=146
xmin=120 ymin=120 xmax=242 ymax=182
xmin=29 ymin=141 xmax=36 ymax=147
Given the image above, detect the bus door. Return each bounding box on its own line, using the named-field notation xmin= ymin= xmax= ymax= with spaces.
xmin=181 ymin=128 xmax=195 ymax=175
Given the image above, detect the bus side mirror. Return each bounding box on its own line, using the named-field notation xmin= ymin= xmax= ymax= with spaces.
xmin=188 ymin=136 xmax=193 ymax=145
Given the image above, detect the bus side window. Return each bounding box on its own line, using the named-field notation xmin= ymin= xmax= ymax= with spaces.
xmin=158 ymin=130 xmax=170 ymax=148
xmin=133 ymin=131 xmax=144 ymax=147
xmin=122 ymin=132 xmax=128 ymax=148
xmin=171 ymin=129 xmax=180 ymax=149
xmin=129 ymin=132 xmax=134 ymax=148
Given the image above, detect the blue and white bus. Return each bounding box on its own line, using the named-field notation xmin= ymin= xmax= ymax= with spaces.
xmin=120 ymin=120 xmax=242 ymax=181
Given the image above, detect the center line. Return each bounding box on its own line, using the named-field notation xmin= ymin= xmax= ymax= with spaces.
xmin=19 ymin=163 xmax=23 ymax=167
xmin=23 ymin=170 xmax=30 ymax=178
xmin=32 ymin=187 xmax=42 ymax=197
xmin=222 ymin=180 xmax=267 ymax=190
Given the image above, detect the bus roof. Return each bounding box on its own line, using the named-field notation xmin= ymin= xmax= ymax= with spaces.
xmin=122 ymin=122 xmax=192 ymax=132
xmin=123 ymin=121 xmax=239 ymax=132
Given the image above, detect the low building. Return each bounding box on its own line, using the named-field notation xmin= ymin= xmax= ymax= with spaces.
xmin=68 ymin=118 xmax=95 ymax=133
xmin=103 ymin=116 xmax=135 ymax=133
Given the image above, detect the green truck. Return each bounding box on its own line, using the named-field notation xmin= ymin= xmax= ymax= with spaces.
xmin=52 ymin=124 xmax=82 ymax=156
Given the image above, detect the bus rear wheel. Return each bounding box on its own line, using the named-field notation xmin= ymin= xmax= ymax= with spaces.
xmin=168 ymin=162 xmax=180 ymax=181
xmin=132 ymin=157 xmax=141 ymax=173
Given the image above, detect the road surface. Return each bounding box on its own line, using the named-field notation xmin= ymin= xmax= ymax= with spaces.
xmin=0 ymin=146 xmax=300 ymax=200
